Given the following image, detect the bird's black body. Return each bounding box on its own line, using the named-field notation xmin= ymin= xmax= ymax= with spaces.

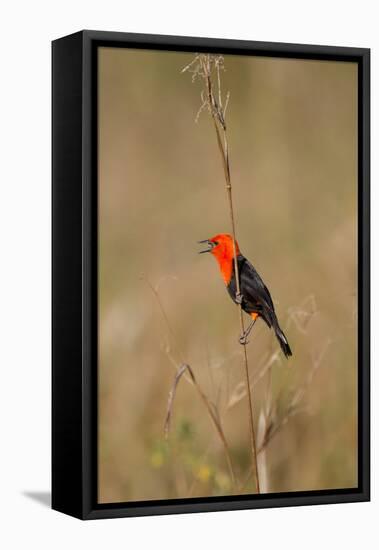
xmin=227 ymin=255 xmax=292 ymax=358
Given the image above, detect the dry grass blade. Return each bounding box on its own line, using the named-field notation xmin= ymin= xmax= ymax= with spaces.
xmin=239 ymin=338 xmax=331 ymax=490
xmin=164 ymin=362 xmax=236 ymax=489
xmin=164 ymin=364 xmax=190 ymax=438
xmin=257 ymin=410 xmax=269 ymax=493
xmin=143 ymin=274 xmax=236 ymax=488
xmin=227 ymin=349 xmax=281 ymax=410
xmin=142 ymin=274 xmax=185 ymax=364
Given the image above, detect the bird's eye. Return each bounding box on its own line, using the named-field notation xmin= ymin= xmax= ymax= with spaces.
xmin=214 ymin=241 xmax=218 ymax=246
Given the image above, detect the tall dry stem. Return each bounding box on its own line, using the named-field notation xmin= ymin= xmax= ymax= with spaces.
xmin=183 ymin=54 xmax=260 ymax=493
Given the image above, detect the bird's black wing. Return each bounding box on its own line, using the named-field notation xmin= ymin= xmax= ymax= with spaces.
xmin=234 ymin=255 xmax=277 ymax=327
xmin=227 ymin=255 xmax=292 ymax=358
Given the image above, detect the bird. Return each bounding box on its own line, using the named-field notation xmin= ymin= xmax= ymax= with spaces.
xmin=198 ymin=233 xmax=292 ymax=358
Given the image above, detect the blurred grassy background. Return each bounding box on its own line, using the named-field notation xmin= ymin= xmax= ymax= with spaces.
xmin=98 ymin=47 xmax=357 ymax=503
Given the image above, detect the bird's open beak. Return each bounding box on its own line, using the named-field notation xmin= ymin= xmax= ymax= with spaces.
xmin=198 ymin=239 xmax=214 ymax=254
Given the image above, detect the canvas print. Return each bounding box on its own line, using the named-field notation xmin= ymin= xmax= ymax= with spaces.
xmin=98 ymin=48 xmax=357 ymax=503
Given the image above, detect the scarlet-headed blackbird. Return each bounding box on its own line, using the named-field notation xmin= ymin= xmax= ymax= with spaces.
xmin=199 ymin=233 xmax=292 ymax=358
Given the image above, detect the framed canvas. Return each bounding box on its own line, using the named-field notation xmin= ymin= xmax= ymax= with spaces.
xmin=52 ymin=30 xmax=370 ymax=519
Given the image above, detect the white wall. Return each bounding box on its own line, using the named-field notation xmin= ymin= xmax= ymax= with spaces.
xmin=0 ymin=1 xmax=376 ymax=548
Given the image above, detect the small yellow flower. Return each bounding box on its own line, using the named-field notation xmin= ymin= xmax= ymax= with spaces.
xmin=196 ymin=464 xmax=211 ymax=483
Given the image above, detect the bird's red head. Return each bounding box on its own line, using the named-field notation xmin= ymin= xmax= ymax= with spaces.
xmin=198 ymin=233 xmax=240 ymax=284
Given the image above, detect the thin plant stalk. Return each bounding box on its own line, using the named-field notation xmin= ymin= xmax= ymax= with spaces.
xmin=196 ymin=54 xmax=260 ymax=494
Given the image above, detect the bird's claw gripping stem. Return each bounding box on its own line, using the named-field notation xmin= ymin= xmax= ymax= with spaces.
xmin=239 ymin=333 xmax=249 ymax=346
xmin=235 ymin=292 xmax=243 ymax=305
xmin=238 ymin=317 xmax=256 ymax=346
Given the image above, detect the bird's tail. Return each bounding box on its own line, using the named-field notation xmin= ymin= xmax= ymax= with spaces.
xmin=274 ymin=322 xmax=292 ymax=359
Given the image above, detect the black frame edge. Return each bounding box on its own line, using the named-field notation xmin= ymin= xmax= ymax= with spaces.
xmin=84 ymin=491 xmax=368 ymax=520
xmin=359 ymin=48 xmax=370 ymax=501
xmin=52 ymin=31 xmax=85 ymax=519
xmin=83 ymin=29 xmax=369 ymax=58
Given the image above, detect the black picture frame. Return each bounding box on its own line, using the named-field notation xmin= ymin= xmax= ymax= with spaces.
xmin=52 ymin=30 xmax=370 ymax=520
